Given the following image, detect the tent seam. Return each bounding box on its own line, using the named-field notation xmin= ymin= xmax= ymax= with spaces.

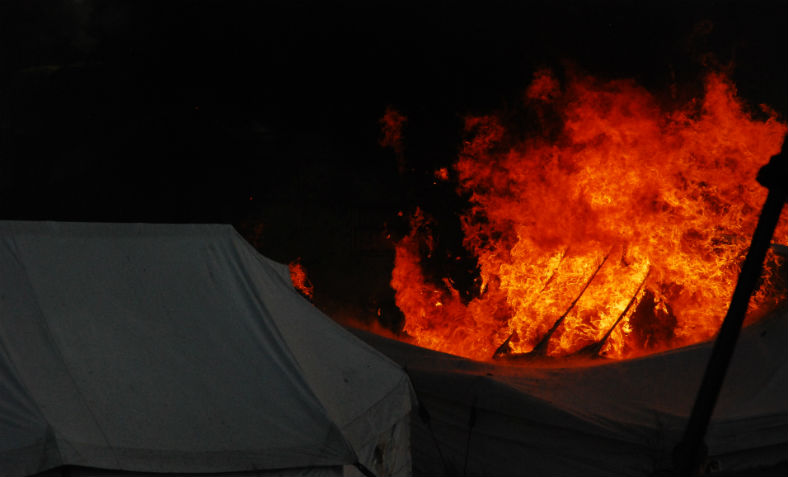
xmin=226 ymin=237 xmax=360 ymax=465
xmin=4 ymin=235 xmax=120 ymax=468
xmin=1 ymin=238 xmax=69 ymax=472
xmin=230 ymin=233 xmax=412 ymax=471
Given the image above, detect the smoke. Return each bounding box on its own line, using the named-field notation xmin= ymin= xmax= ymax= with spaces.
xmin=379 ymin=106 xmax=408 ymax=173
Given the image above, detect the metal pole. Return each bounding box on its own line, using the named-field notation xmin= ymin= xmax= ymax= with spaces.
xmin=674 ymin=147 xmax=787 ymax=476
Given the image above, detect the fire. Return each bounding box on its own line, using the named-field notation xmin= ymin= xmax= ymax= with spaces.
xmin=434 ymin=167 xmax=449 ymax=181
xmin=289 ymin=259 xmax=314 ymax=300
xmin=380 ymin=106 xmax=407 ymax=173
xmin=391 ymin=71 xmax=787 ymax=361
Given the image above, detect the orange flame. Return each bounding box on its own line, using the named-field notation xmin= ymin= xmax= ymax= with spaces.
xmin=289 ymin=259 xmax=314 ymax=300
xmin=391 ymin=71 xmax=788 ymax=361
xmin=525 ymin=68 xmax=560 ymax=102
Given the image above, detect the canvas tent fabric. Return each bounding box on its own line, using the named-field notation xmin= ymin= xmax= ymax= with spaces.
xmin=0 ymin=221 xmax=413 ymax=477
xmin=352 ymin=308 xmax=788 ymax=476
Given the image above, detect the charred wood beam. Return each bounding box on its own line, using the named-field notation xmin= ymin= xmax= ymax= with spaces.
xmin=494 ymin=249 xmax=612 ymax=360
xmin=492 ymin=246 xmax=569 ymax=359
xmin=575 ymin=268 xmax=650 ymax=358
xmin=538 ymin=246 xmax=570 ymax=294
xmin=675 ymin=147 xmax=788 ymax=476
xmin=491 ymin=333 xmax=514 ymax=359
xmin=527 ymin=249 xmax=612 ymax=357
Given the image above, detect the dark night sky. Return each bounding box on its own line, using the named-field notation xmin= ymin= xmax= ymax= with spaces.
xmin=1 ymin=0 xmax=786 ymax=327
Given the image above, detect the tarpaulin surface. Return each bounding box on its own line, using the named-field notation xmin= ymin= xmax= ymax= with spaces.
xmin=353 ymin=306 xmax=788 ymax=476
xmin=0 ymin=221 xmax=412 ymax=477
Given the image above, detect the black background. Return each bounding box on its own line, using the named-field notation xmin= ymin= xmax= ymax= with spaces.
xmin=1 ymin=0 xmax=785 ymax=328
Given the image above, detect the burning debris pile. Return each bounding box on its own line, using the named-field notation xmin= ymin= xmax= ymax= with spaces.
xmin=391 ymin=71 xmax=788 ymax=361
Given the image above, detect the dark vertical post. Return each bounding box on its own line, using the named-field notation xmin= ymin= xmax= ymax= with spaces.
xmin=674 ymin=147 xmax=787 ymax=476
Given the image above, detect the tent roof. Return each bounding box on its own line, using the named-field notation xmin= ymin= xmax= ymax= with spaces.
xmin=0 ymin=221 xmax=412 ymax=477
xmin=352 ymin=307 xmax=788 ymax=475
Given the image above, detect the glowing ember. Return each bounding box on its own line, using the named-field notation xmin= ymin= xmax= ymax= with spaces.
xmin=391 ymin=71 xmax=787 ymax=361
xmin=289 ymin=259 xmax=314 ymax=300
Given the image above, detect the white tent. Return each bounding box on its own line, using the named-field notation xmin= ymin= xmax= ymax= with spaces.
xmin=0 ymin=221 xmax=413 ymax=477
xmin=352 ymin=308 xmax=788 ymax=476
